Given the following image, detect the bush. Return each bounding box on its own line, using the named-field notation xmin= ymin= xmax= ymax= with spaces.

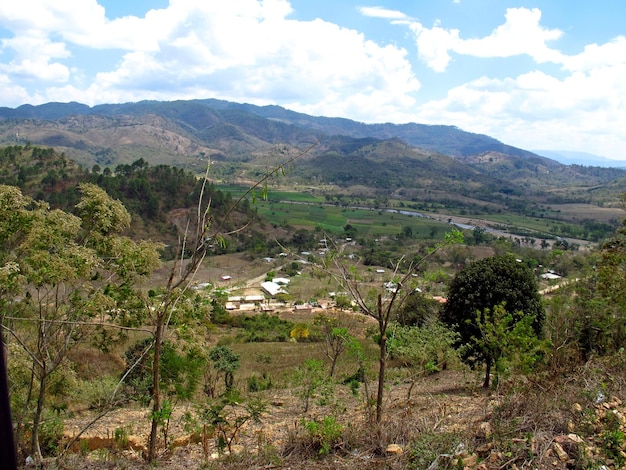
xmin=247 ymin=372 xmax=273 ymax=393
xmin=407 ymin=431 xmax=464 ymax=470
xmin=301 ymin=416 xmax=343 ymax=456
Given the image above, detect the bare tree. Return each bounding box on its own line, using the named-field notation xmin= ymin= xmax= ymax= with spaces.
xmin=322 ymin=230 xmax=463 ymax=424
xmin=146 ymin=144 xmax=315 ymax=461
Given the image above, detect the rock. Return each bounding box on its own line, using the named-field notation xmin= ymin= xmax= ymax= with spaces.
xmin=459 ymin=452 xmax=478 ymax=467
xmin=553 ymin=442 xmax=569 ymax=462
xmin=475 ymin=442 xmax=493 ymax=456
xmin=567 ymin=433 xmax=584 ymax=444
xmin=386 ymin=444 xmax=403 ymax=455
xmin=477 ymin=421 xmax=492 ymax=439
xmin=571 ymin=403 xmax=583 ymax=413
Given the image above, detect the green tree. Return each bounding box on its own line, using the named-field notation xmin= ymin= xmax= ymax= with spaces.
xmin=0 ymin=184 xmax=160 ymax=462
xmin=469 ymin=303 xmax=547 ymax=388
xmin=206 ymin=346 xmax=240 ymax=397
xmin=387 ymin=320 xmax=460 ymax=399
xmin=441 ymin=254 xmax=544 ymax=387
xmin=292 ymin=359 xmax=330 ymax=413
xmin=313 ymin=314 xmax=354 ymax=377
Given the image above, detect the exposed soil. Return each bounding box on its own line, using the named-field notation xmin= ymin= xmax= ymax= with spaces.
xmin=58 ymin=369 xmax=492 ymax=469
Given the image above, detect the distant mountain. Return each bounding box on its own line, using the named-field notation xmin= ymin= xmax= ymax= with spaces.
xmin=0 ymin=99 xmax=543 ymax=161
xmin=534 ymin=150 xmax=626 ymax=168
xmin=0 ymin=99 xmax=625 ymax=218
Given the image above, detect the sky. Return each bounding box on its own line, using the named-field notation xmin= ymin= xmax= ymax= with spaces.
xmin=0 ymin=1 xmax=625 ymax=159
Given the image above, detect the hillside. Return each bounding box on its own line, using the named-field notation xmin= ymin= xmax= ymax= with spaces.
xmin=0 ymin=99 xmax=625 ymax=227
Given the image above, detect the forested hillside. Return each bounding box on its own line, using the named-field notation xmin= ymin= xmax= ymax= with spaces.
xmin=0 ymin=145 xmax=260 ymax=251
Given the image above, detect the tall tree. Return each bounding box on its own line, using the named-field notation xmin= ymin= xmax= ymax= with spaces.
xmin=0 ymin=184 xmax=160 ymax=462
xmin=440 ymin=254 xmax=544 ymax=387
xmin=145 ymin=144 xmax=316 ymax=462
xmin=323 ymin=229 xmax=462 ymax=424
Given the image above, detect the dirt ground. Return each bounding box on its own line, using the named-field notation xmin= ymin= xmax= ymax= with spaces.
xmin=59 ymin=368 xmax=492 ymax=469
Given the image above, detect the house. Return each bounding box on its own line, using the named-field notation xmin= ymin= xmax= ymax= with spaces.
xmin=273 ymin=277 xmax=290 ymax=286
xmin=220 ymin=275 xmax=232 ymax=281
xmin=261 ymin=281 xmax=287 ymax=297
xmin=293 ymin=304 xmax=312 ymax=314
xmin=540 ymin=272 xmax=561 ymax=280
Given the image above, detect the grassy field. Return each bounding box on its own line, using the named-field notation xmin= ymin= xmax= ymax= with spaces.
xmin=220 ymin=183 xmax=620 ymax=243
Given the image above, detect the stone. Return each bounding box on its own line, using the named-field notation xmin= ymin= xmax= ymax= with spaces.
xmin=567 ymin=434 xmax=584 ymax=444
xmin=460 ymin=453 xmax=478 ymax=467
xmin=571 ymin=403 xmax=583 ymax=413
xmin=553 ymin=442 xmax=569 ymax=462
xmin=478 ymin=421 xmax=492 ymax=438
xmin=386 ymin=444 xmax=403 ymax=455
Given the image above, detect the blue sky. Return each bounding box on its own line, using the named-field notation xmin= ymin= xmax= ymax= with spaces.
xmin=0 ymin=1 xmax=625 ymax=159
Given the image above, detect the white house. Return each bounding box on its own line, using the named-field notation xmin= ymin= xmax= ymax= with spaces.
xmin=261 ymin=281 xmax=287 ymax=297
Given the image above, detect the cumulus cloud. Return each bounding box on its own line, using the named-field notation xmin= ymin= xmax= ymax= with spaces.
xmin=0 ymin=0 xmax=420 ymax=122
xmin=0 ymin=1 xmax=625 ymax=158
xmin=409 ymin=8 xmax=564 ymax=71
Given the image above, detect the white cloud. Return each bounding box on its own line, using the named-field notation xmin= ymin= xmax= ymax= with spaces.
xmin=359 ymin=6 xmax=408 ymax=21
xmin=50 ymin=1 xmax=419 ymax=120
xmin=410 ymin=8 xmax=564 ymax=71
xmin=561 ymin=36 xmax=626 ymax=72
xmin=455 ymin=8 xmax=563 ymax=63
xmin=410 ymin=21 xmax=460 ymax=72
xmin=412 ymin=59 xmax=626 ymax=159
xmin=1 ymin=1 xmax=626 ymax=159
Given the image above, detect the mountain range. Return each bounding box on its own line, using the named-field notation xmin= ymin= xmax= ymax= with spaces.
xmin=0 ymin=98 xmax=624 ymax=217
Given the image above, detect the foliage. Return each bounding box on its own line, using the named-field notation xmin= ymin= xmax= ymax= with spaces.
xmin=468 ymin=304 xmax=549 ymax=387
xmin=313 ymin=314 xmax=354 ymax=377
xmin=599 ymin=201 xmax=626 ymax=312
xmin=198 ymin=390 xmax=266 ymax=455
xmin=217 ymin=312 xmax=295 ymax=343
xmin=292 ymin=359 xmax=332 ymax=413
xmin=290 ymin=323 xmax=310 ymax=341
xmin=300 ymin=416 xmax=343 ymax=456
xmin=123 ymin=339 xmax=206 ymax=404
xmin=205 ymin=346 xmax=240 ymax=397
xmin=407 ymin=431 xmax=464 ymax=470
xmin=0 ymin=184 xmax=160 ymax=461
xmin=388 ymin=321 xmax=460 ymax=375
xmin=441 ymin=254 xmax=544 ymax=386
xmin=395 ymin=291 xmax=442 ymax=326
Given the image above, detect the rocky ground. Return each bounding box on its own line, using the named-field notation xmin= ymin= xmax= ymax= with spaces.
xmin=44 ymin=363 xmax=626 ymax=469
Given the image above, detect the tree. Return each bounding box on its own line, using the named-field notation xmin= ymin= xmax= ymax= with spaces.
xmin=323 ymin=229 xmax=463 ymax=423
xmin=206 ymin=346 xmax=240 ymax=397
xmin=440 ymin=254 xmax=545 ymax=387
xmin=0 ymin=184 xmax=160 ymax=462
xmin=313 ymin=314 xmax=353 ymax=377
xmin=470 ymin=304 xmax=547 ymax=388
xmin=145 ymin=143 xmax=316 ymax=462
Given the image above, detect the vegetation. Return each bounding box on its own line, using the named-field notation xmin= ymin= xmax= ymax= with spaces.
xmin=440 ymin=254 xmax=545 ymax=387
xmin=3 ymin=141 xmax=626 ymax=468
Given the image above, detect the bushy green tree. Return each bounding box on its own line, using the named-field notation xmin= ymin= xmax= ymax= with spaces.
xmin=388 ymin=320 xmax=460 ymax=398
xmin=0 ymin=184 xmax=160 ymax=461
xmin=205 ymin=346 xmax=240 ymax=398
xmin=441 ymin=254 xmax=544 ymax=387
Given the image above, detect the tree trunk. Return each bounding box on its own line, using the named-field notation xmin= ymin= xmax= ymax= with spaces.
xmin=483 ymin=356 xmax=492 ymax=388
xmin=376 ymin=332 xmax=386 ymax=423
xmin=0 ymin=330 xmax=17 ymax=469
xmin=147 ymin=315 xmax=164 ymax=462
xmin=30 ymin=367 xmax=46 ymax=463
xmin=329 ymin=355 xmax=337 ymax=378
